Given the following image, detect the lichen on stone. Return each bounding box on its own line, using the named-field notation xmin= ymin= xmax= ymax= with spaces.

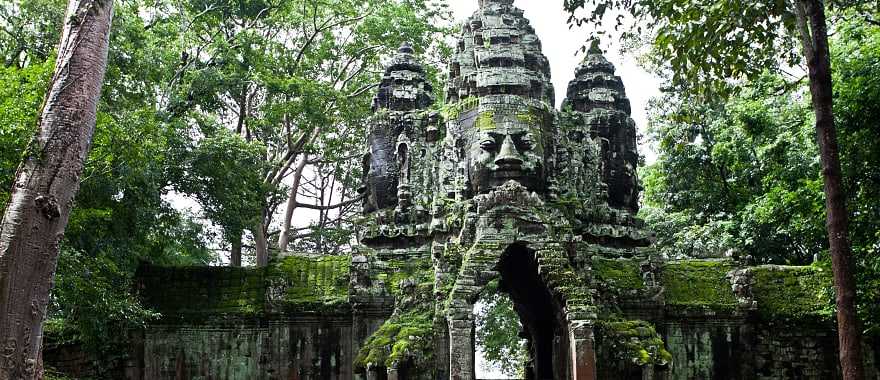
xmin=661 ymin=260 xmax=738 ymax=310
xmin=268 ymin=254 xmax=351 ymax=307
xmin=591 ymin=257 xmax=645 ymax=291
xmin=749 ymin=265 xmax=834 ymax=320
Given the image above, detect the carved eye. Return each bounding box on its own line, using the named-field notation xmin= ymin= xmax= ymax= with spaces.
xmin=518 ymin=135 xmax=534 ymax=150
xmin=480 ymin=139 xmax=496 ymax=150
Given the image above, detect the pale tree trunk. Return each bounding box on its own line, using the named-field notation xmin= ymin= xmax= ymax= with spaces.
xmin=230 ymin=231 xmax=242 ymax=267
xmin=0 ymin=0 xmax=113 ymax=378
xmin=253 ymin=221 xmax=269 ymax=267
xmin=793 ymin=0 xmax=864 ymax=378
xmin=277 ymin=155 xmax=308 ymax=253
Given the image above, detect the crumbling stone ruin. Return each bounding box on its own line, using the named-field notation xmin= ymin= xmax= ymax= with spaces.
xmin=125 ymin=1 xmax=880 ymax=379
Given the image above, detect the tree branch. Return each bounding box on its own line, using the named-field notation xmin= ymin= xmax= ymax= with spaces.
xmin=294 ymin=195 xmax=364 ymax=210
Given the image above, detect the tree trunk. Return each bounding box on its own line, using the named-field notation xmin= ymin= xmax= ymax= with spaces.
xmin=795 ymin=0 xmax=865 ymax=378
xmin=254 ymin=221 xmax=269 ymax=267
xmin=0 ymin=0 xmax=113 ymax=378
xmin=230 ymin=231 xmax=242 ymax=267
xmin=278 ymin=155 xmax=308 ymax=253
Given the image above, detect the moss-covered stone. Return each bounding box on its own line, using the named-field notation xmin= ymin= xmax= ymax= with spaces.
xmin=138 ymin=255 xmax=354 ymax=318
xmin=138 ymin=265 xmax=266 ymax=318
xmin=269 ymin=254 xmax=351 ymax=306
xmin=661 ymin=260 xmax=737 ymax=310
xmin=476 ymin=110 xmax=496 ymax=131
xmin=439 ymin=97 xmax=478 ymax=121
xmin=375 ymin=256 xmax=434 ymax=297
xmin=592 ymin=257 xmax=644 ymax=290
xmin=750 ymin=265 xmax=834 ymax=320
xmin=355 ymin=306 xmax=434 ymax=370
xmin=595 ymin=319 xmax=672 ymax=366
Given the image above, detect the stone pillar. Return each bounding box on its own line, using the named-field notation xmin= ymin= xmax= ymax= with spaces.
xmin=387 ymin=367 xmax=400 ymax=380
xmin=434 ymin=317 xmax=450 ymax=380
xmin=365 ymin=367 xmax=380 ymax=380
xmin=569 ymin=321 xmax=597 ymax=380
xmin=448 ymin=317 xmax=475 ymax=380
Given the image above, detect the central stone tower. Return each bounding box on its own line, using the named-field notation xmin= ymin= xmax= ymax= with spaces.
xmin=356 ymin=0 xmax=654 ymax=378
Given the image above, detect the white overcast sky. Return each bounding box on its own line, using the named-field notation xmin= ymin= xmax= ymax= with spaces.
xmin=446 ymin=0 xmax=662 ymax=163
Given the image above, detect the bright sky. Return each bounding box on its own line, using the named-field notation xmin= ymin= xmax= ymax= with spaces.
xmin=447 ymin=0 xmax=662 ymax=163
xmin=448 ymin=2 xmax=663 ymax=377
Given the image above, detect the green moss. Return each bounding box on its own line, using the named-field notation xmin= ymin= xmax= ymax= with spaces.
xmin=516 ymin=109 xmax=537 ymax=125
xmin=139 ymin=255 xmax=353 ymax=318
xmin=596 ymin=319 xmax=672 ymax=366
xmin=138 ymin=265 xmax=267 ymax=318
xmin=592 ymin=258 xmax=645 ymax=290
xmin=270 ymin=255 xmax=351 ymax=306
xmin=355 ymin=306 xmax=434 ymax=369
xmin=661 ymin=260 xmax=737 ymax=310
xmin=439 ymin=97 xmax=478 ymax=121
xmin=476 ymin=110 xmax=496 ymax=130
xmin=750 ymin=265 xmax=834 ymax=320
xmin=375 ymin=257 xmax=434 ymax=297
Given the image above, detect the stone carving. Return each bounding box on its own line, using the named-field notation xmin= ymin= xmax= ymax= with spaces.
xmin=464 ymin=106 xmax=548 ymax=195
xmin=361 ymin=43 xmax=434 ymax=213
xmin=353 ymin=1 xmax=659 ymax=378
xmin=563 ymin=40 xmax=641 ymax=212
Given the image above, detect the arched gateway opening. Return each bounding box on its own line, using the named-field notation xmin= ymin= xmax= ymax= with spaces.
xmin=473 ymin=243 xmax=571 ymax=380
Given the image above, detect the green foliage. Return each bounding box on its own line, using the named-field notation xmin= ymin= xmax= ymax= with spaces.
xmin=641 ymin=74 xmax=823 ymax=262
xmin=1 ymin=1 xmax=216 ymax=372
xmin=48 ymin=248 xmax=160 ymax=359
xmin=0 ymin=59 xmax=52 ymax=207
xmin=180 ymin=129 xmax=269 ymax=238
xmin=832 ymin=19 xmax=880 ymax=334
xmin=475 ymin=280 xmax=528 ymax=378
xmin=639 ymin=20 xmax=880 ymax=330
xmin=0 ymin=0 xmax=66 ymax=67
xmin=562 ymin=0 xmax=875 ymax=96
xmin=162 ymin=0 xmax=452 ymax=254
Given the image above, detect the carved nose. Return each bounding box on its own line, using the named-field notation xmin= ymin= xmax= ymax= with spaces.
xmin=494 ymin=135 xmax=523 ymax=167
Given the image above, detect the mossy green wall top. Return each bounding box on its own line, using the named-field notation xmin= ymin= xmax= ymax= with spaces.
xmin=750 ymin=265 xmax=834 ymax=320
xmin=590 ymin=258 xmax=834 ymax=320
xmin=137 ymin=255 xmax=352 ymax=319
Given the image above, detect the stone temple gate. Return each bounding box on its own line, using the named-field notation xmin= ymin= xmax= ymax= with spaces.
xmin=119 ymin=0 xmax=880 ymax=379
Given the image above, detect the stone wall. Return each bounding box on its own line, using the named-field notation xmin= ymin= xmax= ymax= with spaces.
xmin=111 ymin=255 xmax=880 ymax=379
xmin=126 ymin=255 xmax=392 ymax=380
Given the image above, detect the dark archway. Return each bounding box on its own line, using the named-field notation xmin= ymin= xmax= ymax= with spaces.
xmin=496 ymin=243 xmax=567 ymax=380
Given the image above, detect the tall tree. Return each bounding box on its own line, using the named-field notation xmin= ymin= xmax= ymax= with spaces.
xmin=563 ymin=1 xmax=872 ymax=376
xmin=167 ymin=0 xmax=449 ymax=265
xmin=793 ymin=3 xmax=863 ymax=377
xmin=0 ymin=0 xmax=114 ymax=377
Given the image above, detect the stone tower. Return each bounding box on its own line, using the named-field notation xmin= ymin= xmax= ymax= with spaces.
xmin=355 ymin=0 xmax=655 ymax=378
xmin=362 ymin=43 xmax=435 ymax=213
xmin=563 ymin=41 xmax=640 ymax=212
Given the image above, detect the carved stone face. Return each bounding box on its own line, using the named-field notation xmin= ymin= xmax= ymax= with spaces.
xmin=466 ymin=111 xmax=546 ymax=194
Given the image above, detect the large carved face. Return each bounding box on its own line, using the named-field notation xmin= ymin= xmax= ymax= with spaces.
xmin=466 ymin=110 xmax=546 ymax=194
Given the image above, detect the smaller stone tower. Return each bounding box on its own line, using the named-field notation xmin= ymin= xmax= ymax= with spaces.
xmin=563 ymin=40 xmax=641 ymax=213
xmin=361 ymin=43 xmax=434 ymax=213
